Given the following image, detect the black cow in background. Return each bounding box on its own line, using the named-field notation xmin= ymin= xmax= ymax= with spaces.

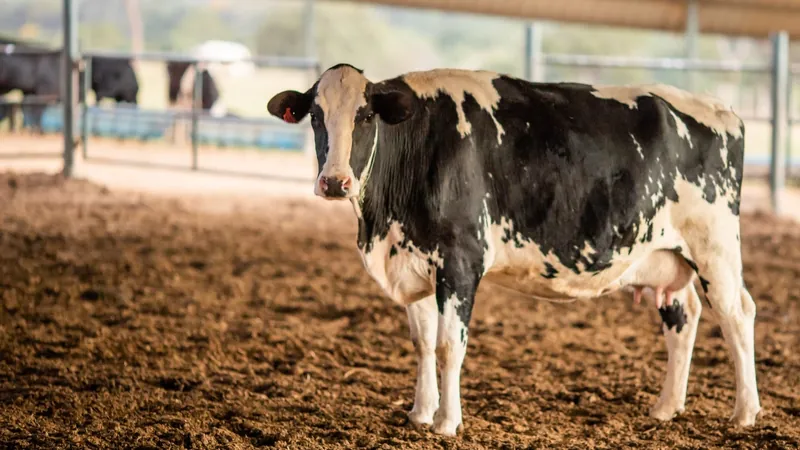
xmin=0 ymin=35 xmax=139 ymax=132
xmin=0 ymin=40 xmax=62 ymax=132
xmin=165 ymin=60 xmax=230 ymax=144
xmin=83 ymin=56 xmax=139 ymax=105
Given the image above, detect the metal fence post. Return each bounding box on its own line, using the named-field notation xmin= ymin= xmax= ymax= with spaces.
xmin=788 ymin=75 xmax=794 ymax=182
xmin=191 ymin=61 xmax=202 ymax=171
xmin=62 ymin=0 xmax=78 ymax=177
xmin=81 ymin=56 xmax=92 ymax=160
xmin=303 ymin=0 xmax=315 ymax=60
xmin=524 ymin=22 xmax=544 ymax=82
xmin=524 ymin=23 xmax=532 ymax=81
xmin=685 ymin=0 xmax=699 ymax=91
xmin=770 ymin=31 xmax=789 ymax=216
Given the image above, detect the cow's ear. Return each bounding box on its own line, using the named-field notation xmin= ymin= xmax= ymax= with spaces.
xmin=267 ymin=89 xmax=312 ymax=124
xmin=371 ymin=87 xmax=415 ymax=125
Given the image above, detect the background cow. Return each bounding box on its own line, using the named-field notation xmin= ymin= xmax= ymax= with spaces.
xmin=0 ymin=35 xmax=139 ymax=132
xmin=165 ymin=40 xmax=255 ymax=118
xmin=0 ymin=41 xmax=62 ymax=133
xmin=164 ymin=40 xmax=253 ymax=142
xmin=84 ymin=56 xmax=139 ymax=105
xmin=166 ymin=60 xmax=221 ymax=115
xmin=191 ymin=40 xmax=255 ymax=78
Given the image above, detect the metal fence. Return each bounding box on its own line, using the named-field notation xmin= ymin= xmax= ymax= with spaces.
xmin=77 ymin=50 xmax=321 ymax=176
xmin=523 ymin=30 xmax=793 ymax=215
xmin=1 ymin=49 xmax=321 ymax=177
xmin=1 ymin=15 xmax=796 ymax=214
xmin=538 ymin=54 xmax=773 ymax=121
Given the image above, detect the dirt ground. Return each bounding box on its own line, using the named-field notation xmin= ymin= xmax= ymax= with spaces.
xmin=1 ymin=165 xmax=799 ymax=449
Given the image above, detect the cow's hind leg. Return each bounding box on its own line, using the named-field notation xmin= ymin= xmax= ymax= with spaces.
xmin=405 ymin=295 xmax=439 ymax=427
xmin=650 ymin=283 xmax=701 ymax=420
xmin=681 ymin=240 xmax=760 ymax=426
xmin=730 ymin=286 xmax=760 ymax=425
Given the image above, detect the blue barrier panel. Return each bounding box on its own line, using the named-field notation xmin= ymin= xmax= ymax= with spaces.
xmin=18 ymin=105 xmax=800 ymax=162
xmin=256 ymin=129 xmax=305 ymax=150
xmin=87 ymin=106 xmax=172 ymax=140
xmin=40 ymin=106 xmax=63 ymax=132
xmin=19 ymin=104 xmax=306 ymax=152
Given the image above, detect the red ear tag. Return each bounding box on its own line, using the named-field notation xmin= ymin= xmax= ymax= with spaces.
xmin=283 ymin=107 xmax=297 ymax=123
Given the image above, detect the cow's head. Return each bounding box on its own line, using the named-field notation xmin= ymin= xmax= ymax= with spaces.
xmin=267 ymin=64 xmax=416 ymax=200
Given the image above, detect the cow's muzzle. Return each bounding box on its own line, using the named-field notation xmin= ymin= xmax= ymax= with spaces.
xmin=317 ymin=175 xmax=353 ymax=199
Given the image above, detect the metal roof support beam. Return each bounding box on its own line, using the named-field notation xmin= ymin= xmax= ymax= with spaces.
xmin=338 ymin=0 xmax=800 ymax=39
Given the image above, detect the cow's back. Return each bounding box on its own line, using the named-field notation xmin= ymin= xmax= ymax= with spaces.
xmin=416 ymin=75 xmax=743 ymax=287
xmin=0 ymin=53 xmax=60 ymax=94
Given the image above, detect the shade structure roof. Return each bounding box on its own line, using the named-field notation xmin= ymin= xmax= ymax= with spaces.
xmin=337 ymin=0 xmax=800 ymax=38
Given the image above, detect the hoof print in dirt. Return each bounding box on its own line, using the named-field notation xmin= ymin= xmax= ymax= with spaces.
xmin=80 ymin=289 xmax=102 ymax=301
xmin=156 ymin=376 xmax=202 ymax=392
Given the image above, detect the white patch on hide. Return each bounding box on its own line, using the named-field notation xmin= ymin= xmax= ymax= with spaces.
xmin=403 ymin=69 xmax=505 ymax=145
xmin=359 ymin=221 xmax=444 ymax=306
xmin=590 ymin=83 xmax=742 ymax=140
xmin=631 ymin=133 xmax=645 ymax=159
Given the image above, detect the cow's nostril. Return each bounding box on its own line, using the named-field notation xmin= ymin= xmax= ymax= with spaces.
xmin=319 ymin=176 xmax=349 ymax=197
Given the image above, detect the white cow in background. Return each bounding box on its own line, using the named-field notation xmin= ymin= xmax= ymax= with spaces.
xmin=190 ymin=40 xmax=256 ymax=79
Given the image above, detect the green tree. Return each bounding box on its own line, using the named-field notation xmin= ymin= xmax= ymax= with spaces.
xmin=169 ymin=8 xmax=235 ymax=50
xmin=81 ymin=22 xmax=128 ymax=50
xmin=254 ymin=3 xmax=305 ymax=57
xmin=255 ymin=3 xmax=440 ymax=80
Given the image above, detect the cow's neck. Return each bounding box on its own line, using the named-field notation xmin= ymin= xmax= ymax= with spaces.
xmin=354 ymin=115 xmax=435 ymax=250
xmin=356 ymin=123 xmax=381 ymax=204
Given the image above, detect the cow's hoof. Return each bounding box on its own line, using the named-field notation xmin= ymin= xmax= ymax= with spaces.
xmin=432 ymin=416 xmax=461 ymax=436
xmin=730 ymin=404 xmax=761 ymax=427
xmin=649 ymin=402 xmax=684 ymax=421
xmin=407 ymin=409 xmax=434 ymax=428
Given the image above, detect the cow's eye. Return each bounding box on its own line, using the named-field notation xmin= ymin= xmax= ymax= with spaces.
xmin=363 ymin=112 xmax=374 ymax=123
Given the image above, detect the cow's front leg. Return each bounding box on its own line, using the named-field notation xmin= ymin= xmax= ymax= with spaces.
xmin=432 ymin=258 xmax=480 ymax=436
xmin=406 ymin=295 xmax=439 ymax=427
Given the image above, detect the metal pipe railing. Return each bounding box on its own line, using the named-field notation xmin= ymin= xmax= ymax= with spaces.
xmin=8 ymin=43 xmax=789 ymax=196
xmin=76 ymin=49 xmax=320 ymax=164
xmin=0 ymin=96 xmax=60 ymax=105
xmin=542 ymin=53 xmax=771 ymax=73
xmin=0 ymin=44 xmax=60 ymax=55
xmin=82 ymin=49 xmax=320 ymax=70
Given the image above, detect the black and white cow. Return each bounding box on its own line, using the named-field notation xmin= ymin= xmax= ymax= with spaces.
xmin=267 ymin=64 xmax=760 ymax=436
xmin=164 ymin=60 xmax=222 ymax=144
xmin=166 ymin=60 xmax=221 ymax=114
